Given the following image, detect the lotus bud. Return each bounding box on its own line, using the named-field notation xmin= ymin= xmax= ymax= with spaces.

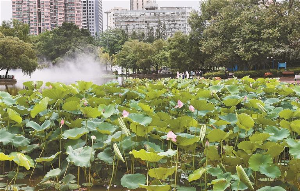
xmin=236 ymin=165 xmax=254 ymax=190
xmin=189 ymin=105 xmax=195 ymax=112
xmin=122 ymin=110 xmax=129 ymax=118
xmin=49 ymin=85 xmax=52 ymax=89
xmin=199 ymin=125 xmax=206 ymax=142
xmin=244 ymin=96 xmax=247 ymax=101
xmin=60 ymin=119 xmax=64 ymax=128
xmin=113 ymin=143 xmax=125 ymax=162
xmin=205 ymin=141 xmax=209 ymax=148
xmin=175 ymin=100 xmax=183 ymax=108
xmin=167 ymin=131 xmax=177 ymax=142
xmin=91 ymin=135 xmax=96 ymax=140
xmin=118 ymin=117 xmax=131 ymax=136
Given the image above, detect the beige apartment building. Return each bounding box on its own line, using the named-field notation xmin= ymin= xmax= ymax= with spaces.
xmin=106 ymin=1 xmax=192 ymax=38
xmin=12 ymin=0 xmax=102 ymax=35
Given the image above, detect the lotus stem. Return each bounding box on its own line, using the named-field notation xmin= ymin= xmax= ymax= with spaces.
xmin=59 ymin=127 xmax=62 ymax=169
xmin=108 ymin=155 xmax=116 ymax=191
xmin=146 ymin=162 xmax=149 ymax=186
xmin=63 ymin=162 xmax=69 ymax=179
xmin=78 ymin=166 xmax=80 ymax=188
xmin=30 ymin=143 xmax=45 ymax=180
xmin=175 ymin=147 xmax=179 ymax=189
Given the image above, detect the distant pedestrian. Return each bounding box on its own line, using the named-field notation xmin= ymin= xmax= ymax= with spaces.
xmin=186 ymin=71 xmax=190 ymax=79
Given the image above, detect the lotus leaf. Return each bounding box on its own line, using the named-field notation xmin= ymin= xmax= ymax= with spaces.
xmin=265 ymin=144 xmax=284 ymax=158
xmin=237 ymin=141 xmax=259 ymax=154
xmin=62 ymin=128 xmax=89 ymax=140
xmin=130 ymin=149 xmax=164 ymax=162
xmin=249 ymin=154 xmax=272 ymax=171
xmin=207 ymin=129 xmax=227 ymax=142
xmin=3 ymin=98 xmax=15 ymax=106
xmin=26 ymin=120 xmax=51 ymax=132
xmin=77 ymin=81 xmax=93 ymax=92
xmin=10 ymin=152 xmax=34 ymax=170
xmin=290 ymin=120 xmax=300 ymax=135
xmin=264 ymin=126 xmax=290 ymax=142
xmin=279 ymin=109 xmax=294 ymax=120
xmin=121 ymin=174 xmax=146 ymax=189
xmin=63 ymin=101 xmax=80 ymax=111
xmin=97 ymin=148 xmax=113 ymax=164
xmin=7 ymin=108 xmax=22 ymax=124
xmin=286 ymin=139 xmax=300 ymax=159
xmin=0 ymin=91 xmax=12 ymax=98
xmin=66 ymin=146 xmax=94 ymax=167
xmin=30 ymin=97 xmax=49 ymax=118
xmin=64 ymin=139 xmax=86 ymax=150
xmin=211 ymin=178 xmax=230 ymax=191
xmin=148 ymin=167 xmax=176 ymax=180
xmin=190 ymin=100 xmax=215 ymax=111
xmin=42 ymin=89 xmax=65 ymax=103
xmin=0 ymin=129 xmax=14 ymax=145
xmin=257 ymin=186 xmax=286 ymax=191
xmin=259 ymin=164 xmax=281 ymax=178
xmin=249 ymin=133 xmax=270 ymax=142
xmin=130 ymin=122 xmax=153 ymax=136
xmin=237 ymin=113 xmax=254 ymax=131
xmin=96 ymin=122 xmax=117 ymax=135
xmin=12 ymin=136 xmax=30 ymax=147
xmin=0 ymin=152 xmax=14 ymax=161
xmin=208 ymin=167 xmax=223 ymax=177
xmin=219 ymin=113 xmax=237 ymax=124
xmin=41 ymin=168 xmax=61 ymax=183
xmin=140 ymin=185 xmax=171 ymax=191
xmin=128 ymin=113 xmax=152 ymax=126
xmin=81 ymin=107 xmax=101 ymax=118
xmin=98 ymin=104 xmax=115 ymax=118
xmin=142 ymin=141 xmax=163 ymax=152
xmin=188 ymin=167 xmax=206 ymax=182
xmin=226 ymin=85 xmax=239 ymax=94
xmin=36 ymin=152 xmax=61 ymax=163
xmin=158 ymin=149 xmax=177 ymax=157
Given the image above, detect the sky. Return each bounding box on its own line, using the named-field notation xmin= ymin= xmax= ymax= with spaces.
xmin=0 ymin=0 xmax=200 ymax=30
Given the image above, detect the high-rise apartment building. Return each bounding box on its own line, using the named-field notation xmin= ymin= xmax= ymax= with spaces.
xmin=12 ymin=0 xmax=102 ymax=35
xmin=130 ymin=0 xmax=157 ymax=10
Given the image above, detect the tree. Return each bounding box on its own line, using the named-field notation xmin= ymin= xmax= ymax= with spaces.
xmin=98 ymin=28 xmax=128 ymax=56
xmin=151 ymin=39 xmax=169 ymax=73
xmin=36 ymin=22 xmax=94 ymax=62
xmin=0 ymin=19 xmax=30 ymax=42
xmin=0 ymin=35 xmax=38 ymax=77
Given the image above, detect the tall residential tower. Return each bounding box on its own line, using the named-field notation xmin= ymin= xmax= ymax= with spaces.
xmin=12 ymin=0 xmax=102 ymax=35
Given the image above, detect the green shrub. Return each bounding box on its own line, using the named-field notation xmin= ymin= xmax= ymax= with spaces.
xmin=203 ymin=71 xmax=227 ymax=79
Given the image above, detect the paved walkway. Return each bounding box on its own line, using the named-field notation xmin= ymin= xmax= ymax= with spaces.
xmin=279 ymin=77 xmax=297 ymax=83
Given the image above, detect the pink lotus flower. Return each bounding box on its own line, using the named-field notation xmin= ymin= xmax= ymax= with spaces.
xmin=167 ymin=131 xmax=177 ymax=142
xmin=122 ymin=110 xmax=129 ymax=118
xmin=205 ymin=140 xmax=209 ymax=148
xmin=60 ymin=119 xmax=64 ymax=125
xmin=189 ymin=105 xmax=195 ymax=112
xmin=49 ymin=85 xmax=52 ymax=89
xmin=244 ymin=96 xmax=247 ymax=101
xmin=175 ymin=100 xmax=183 ymax=108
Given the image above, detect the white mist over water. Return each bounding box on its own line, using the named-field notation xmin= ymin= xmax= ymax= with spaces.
xmin=5 ymin=53 xmax=117 ymax=88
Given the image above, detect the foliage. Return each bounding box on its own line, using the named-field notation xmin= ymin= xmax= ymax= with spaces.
xmin=0 ymin=19 xmax=30 ymax=42
xmin=35 ymin=22 xmax=94 ymax=62
xmin=0 ymin=36 xmax=38 ymax=76
xmin=0 ymin=78 xmax=299 ymax=190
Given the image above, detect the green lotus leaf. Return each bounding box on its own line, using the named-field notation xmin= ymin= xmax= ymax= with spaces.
xmin=130 ymin=149 xmax=164 ymax=162
xmin=96 ymin=122 xmax=118 ymax=135
xmin=81 ymin=107 xmax=101 ymax=118
xmin=207 ymin=129 xmax=227 ymax=142
xmin=223 ymin=95 xmax=241 ymax=106
xmin=77 ymin=81 xmax=93 ymax=92
xmin=26 ymin=120 xmax=51 ymax=132
xmin=264 ymin=126 xmax=290 ymax=142
xmin=64 ymin=139 xmax=86 ymax=150
xmin=42 ymin=88 xmax=65 ymax=103
xmin=148 ymin=167 xmax=176 ymax=180
xmin=97 ymin=148 xmax=113 ymax=164
xmin=249 ymin=133 xmax=270 ymax=142
xmin=190 ymin=100 xmax=215 ymax=111
xmin=63 ymin=128 xmax=89 ymax=140
xmin=36 ymin=152 xmax=61 ymax=163
xmin=290 ymin=120 xmax=300 ymax=135
xmin=98 ymin=104 xmax=115 ymax=118
xmin=63 ymin=101 xmax=80 ymax=111
xmin=128 ymin=113 xmax=152 ymax=126
xmin=158 ymin=149 xmax=177 ymax=157
xmin=30 ymin=97 xmax=49 ymax=118
xmin=0 ymin=91 xmax=12 ymax=98
xmin=238 ymin=141 xmax=258 ymax=154
xmin=226 ymin=85 xmax=239 ymax=94
xmin=265 ymin=144 xmax=284 ymax=158
xmin=138 ymin=103 xmax=153 ymax=113
xmin=237 ymin=113 xmax=254 ymax=131
xmin=257 ymin=117 xmax=276 ymax=126
xmin=231 ymin=179 xmax=248 ymax=191
xmin=259 ymin=164 xmax=281 ymax=178
xmin=257 ymin=186 xmax=286 ymax=191
xmin=140 ymin=185 xmax=171 ymax=191
xmin=219 ymin=113 xmax=237 ymax=124
xmin=249 ymin=154 xmax=272 ymax=171
xmin=66 ymin=146 xmax=94 ymax=167
xmin=41 ymin=168 xmax=61 ymax=183
xmin=209 ymin=85 xmax=223 ymax=92
xmin=286 ymin=139 xmax=300 ymax=159
xmin=249 ymin=99 xmax=265 ymax=109
xmin=7 ymin=108 xmax=22 ymax=124
xmin=176 ymin=133 xmax=200 ymax=146
xmin=196 ymin=90 xmax=211 ymax=98
xmin=130 ymin=122 xmax=153 ymax=136
xmin=205 ymin=146 xmax=220 ymax=161
xmin=212 ymin=178 xmax=230 ymax=191
xmin=12 ymin=135 xmax=30 ymax=147
xmin=105 ymin=131 xmax=126 ymax=143
xmin=264 ymin=98 xmax=280 ymax=105
xmin=121 ymin=174 xmax=146 ymax=189
xmin=143 ymin=141 xmax=163 ymax=152
xmin=66 ymin=118 xmax=83 ymax=128
xmin=3 ymin=97 xmax=16 ymax=106
xmin=0 ymin=129 xmax=14 ymax=145
xmin=121 ymin=138 xmax=139 ymax=151
xmin=207 ymin=167 xmax=223 ymax=177
xmin=279 ymin=109 xmax=294 ymax=120
xmin=10 ymin=152 xmax=34 ymax=170
xmin=0 ymin=152 xmax=14 ymax=161
xmin=188 ymin=167 xmax=206 ymax=182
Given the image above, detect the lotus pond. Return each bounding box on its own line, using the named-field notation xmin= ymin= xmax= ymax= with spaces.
xmin=0 ymin=77 xmax=299 ymax=191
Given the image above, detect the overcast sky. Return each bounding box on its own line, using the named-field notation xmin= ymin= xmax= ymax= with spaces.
xmin=0 ymin=0 xmax=200 ymax=30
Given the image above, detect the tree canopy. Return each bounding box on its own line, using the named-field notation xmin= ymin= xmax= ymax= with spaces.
xmin=0 ymin=19 xmax=30 ymax=42
xmin=0 ymin=35 xmax=38 ymax=76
